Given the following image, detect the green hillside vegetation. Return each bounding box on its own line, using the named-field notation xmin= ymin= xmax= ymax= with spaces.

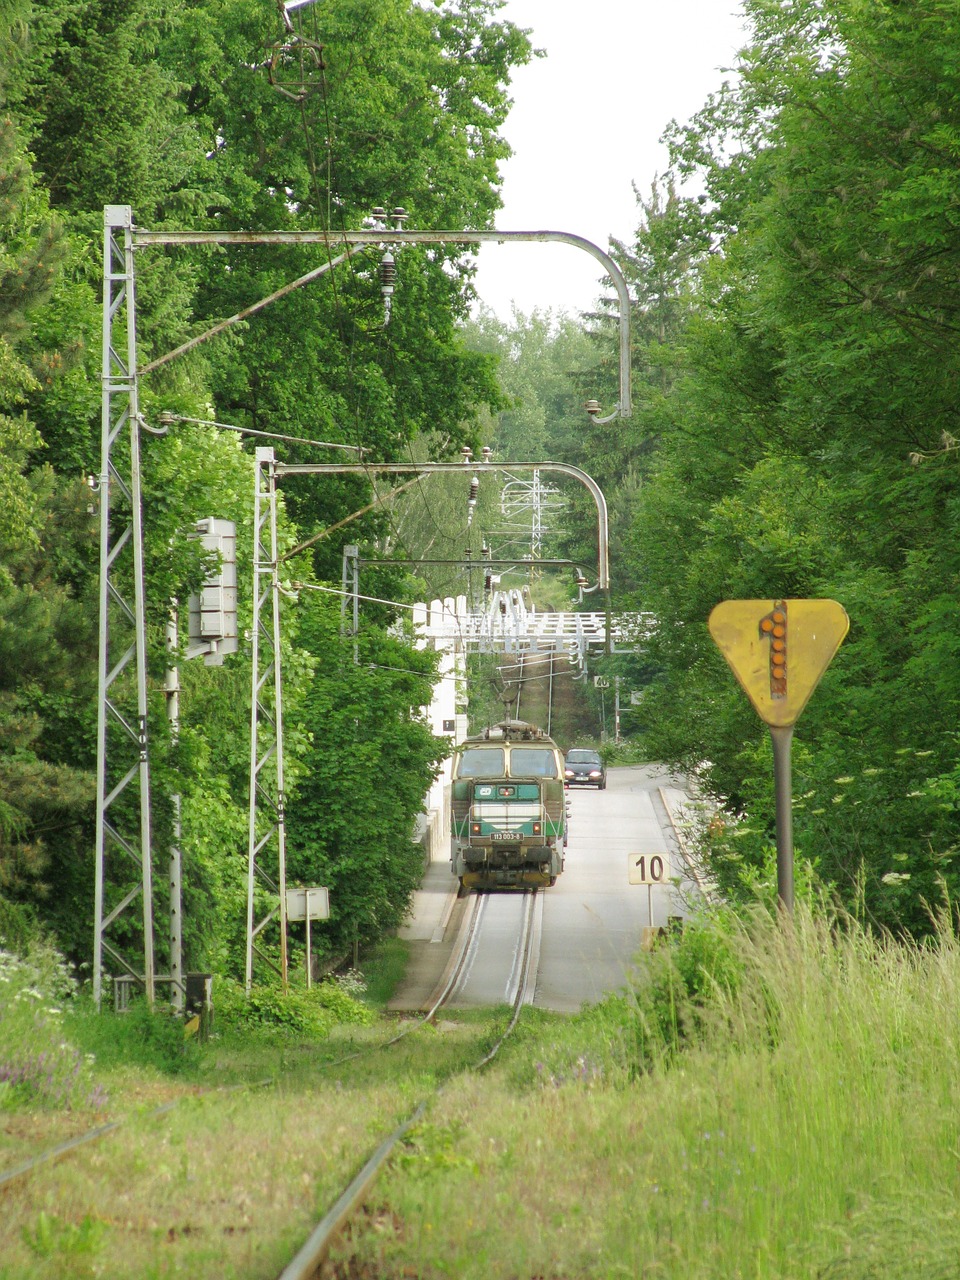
xmin=0 ymin=0 xmax=534 ymax=976
xmin=6 ymin=0 xmax=958 ymax=979
xmin=468 ymin=1 xmax=960 ymax=937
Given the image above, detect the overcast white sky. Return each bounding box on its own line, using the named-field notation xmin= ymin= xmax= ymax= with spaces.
xmin=471 ymin=0 xmax=748 ymax=320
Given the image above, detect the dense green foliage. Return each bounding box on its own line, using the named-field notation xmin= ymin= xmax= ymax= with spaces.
xmin=456 ymin=1 xmax=960 ymax=934
xmin=0 ymin=0 xmax=533 ymax=980
xmin=612 ymin=0 xmax=960 ymax=932
xmin=4 ymin=0 xmax=959 ymax=988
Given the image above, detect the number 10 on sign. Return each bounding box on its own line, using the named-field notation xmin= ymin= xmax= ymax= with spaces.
xmin=629 ymin=853 xmax=667 ymax=930
xmin=629 ymin=854 xmax=666 ymax=885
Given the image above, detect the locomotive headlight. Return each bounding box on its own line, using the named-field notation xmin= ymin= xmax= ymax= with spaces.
xmin=471 ymin=822 xmax=481 ymax=835
xmin=532 ymin=821 xmax=542 ymax=835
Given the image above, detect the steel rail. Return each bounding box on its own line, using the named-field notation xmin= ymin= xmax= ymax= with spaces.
xmin=514 ymin=649 xmax=525 ymax=720
xmin=419 ymin=891 xmax=485 ymax=1017
xmin=472 ymin=890 xmax=540 ymax=1068
xmin=0 ymin=1079 xmax=273 ymax=1191
xmin=0 ymin=1109 xmax=168 ymax=1190
xmin=277 ymin=1100 xmax=429 ymax=1280
xmin=318 ymin=892 xmax=484 ymax=1068
xmin=278 ymin=890 xmax=540 ymax=1280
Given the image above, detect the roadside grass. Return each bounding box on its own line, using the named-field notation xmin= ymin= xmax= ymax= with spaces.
xmin=329 ymin=900 xmax=960 ymax=1279
xmin=355 ymin=934 xmax=410 ymax=1008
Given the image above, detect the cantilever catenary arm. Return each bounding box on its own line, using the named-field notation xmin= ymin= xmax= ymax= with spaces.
xmin=275 ymin=459 xmax=610 ymax=591
xmin=134 ymin=227 xmax=631 ymax=420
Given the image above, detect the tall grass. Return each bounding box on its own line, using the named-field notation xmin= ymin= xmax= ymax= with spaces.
xmin=6 ymin=902 xmax=960 ymax=1278
xmin=347 ymin=899 xmax=960 ymax=1278
xmin=0 ymin=941 xmax=104 ymax=1111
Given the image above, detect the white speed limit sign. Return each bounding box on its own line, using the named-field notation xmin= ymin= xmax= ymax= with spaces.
xmin=628 ymin=853 xmax=669 ymax=885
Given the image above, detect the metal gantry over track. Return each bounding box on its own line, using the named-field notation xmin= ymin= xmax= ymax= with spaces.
xmin=244 ymin=450 xmax=617 ymax=990
xmin=94 ymin=206 xmax=633 ymax=1005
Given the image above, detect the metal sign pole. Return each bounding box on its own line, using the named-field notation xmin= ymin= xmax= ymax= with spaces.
xmin=769 ymin=725 xmax=795 ymax=913
xmin=708 ymin=598 xmax=850 ymax=917
xmin=166 ymin=609 xmax=183 ymax=1012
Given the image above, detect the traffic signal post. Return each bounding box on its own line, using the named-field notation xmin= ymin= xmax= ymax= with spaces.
xmin=708 ymin=599 xmax=850 ymax=912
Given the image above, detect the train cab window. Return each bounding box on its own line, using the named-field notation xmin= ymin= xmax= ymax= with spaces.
xmin=457 ymin=747 xmax=505 ymax=778
xmin=509 ymin=748 xmax=557 ymax=778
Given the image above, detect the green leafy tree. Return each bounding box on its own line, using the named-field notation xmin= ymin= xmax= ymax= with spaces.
xmin=286 ymin=591 xmax=445 ymax=957
xmin=0 ymin=109 xmax=97 ymax=936
xmin=621 ymin=0 xmax=960 ymax=933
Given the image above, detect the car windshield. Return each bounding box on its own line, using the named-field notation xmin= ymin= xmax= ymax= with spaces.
xmin=566 ymin=750 xmax=600 ymax=764
xmin=457 ymin=747 xmax=505 ymax=778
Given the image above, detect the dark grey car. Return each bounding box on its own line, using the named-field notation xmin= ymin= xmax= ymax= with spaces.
xmin=564 ymin=748 xmax=606 ymax=789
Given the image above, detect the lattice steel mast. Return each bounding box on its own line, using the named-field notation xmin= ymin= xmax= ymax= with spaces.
xmin=94 ymin=206 xmax=156 ymax=1008
xmin=246 ymin=449 xmax=289 ymax=992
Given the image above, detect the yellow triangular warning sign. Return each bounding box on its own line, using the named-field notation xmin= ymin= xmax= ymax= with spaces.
xmin=708 ymin=599 xmax=849 ymax=728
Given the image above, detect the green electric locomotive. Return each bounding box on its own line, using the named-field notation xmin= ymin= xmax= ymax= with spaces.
xmin=450 ymin=720 xmax=567 ymax=892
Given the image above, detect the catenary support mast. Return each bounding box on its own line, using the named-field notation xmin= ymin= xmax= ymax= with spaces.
xmin=96 ymin=208 xmax=632 ymax=1002
xmin=94 ymin=206 xmax=156 ymax=1009
xmin=246 ymin=449 xmax=290 ymax=992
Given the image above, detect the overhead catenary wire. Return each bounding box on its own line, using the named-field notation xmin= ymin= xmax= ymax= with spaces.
xmin=158 ymin=413 xmax=360 ymax=455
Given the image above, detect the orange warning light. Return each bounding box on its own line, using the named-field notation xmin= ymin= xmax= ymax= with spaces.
xmin=759 ymin=601 xmax=788 ymax=699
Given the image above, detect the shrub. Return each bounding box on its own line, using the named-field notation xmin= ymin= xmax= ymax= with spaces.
xmin=213 ymin=970 xmax=377 ymax=1038
xmin=0 ymin=940 xmax=104 ymax=1110
xmin=620 ymin=904 xmax=746 ymax=1069
xmin=313 ymin=972 xmax=375 ymax=1026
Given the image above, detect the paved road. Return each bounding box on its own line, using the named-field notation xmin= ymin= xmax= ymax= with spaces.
xmin=534 ymin=763 xmax=694 ymax=1011
xmin=389 ymin=764 xmax=702 ymax=1014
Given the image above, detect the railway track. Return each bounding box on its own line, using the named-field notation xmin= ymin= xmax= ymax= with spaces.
xmin=1 ymin=892 xmax=541 ymax=1279
xmin=0 ymin=1077 xmax=273 ymax=1193
xmin=3 ymin=773 xmax=691 ymax=1274
xmin=279 ymin=889 xmax=540 ymax=1278
xmin=509 ymin=646 xmax=558 ymax=733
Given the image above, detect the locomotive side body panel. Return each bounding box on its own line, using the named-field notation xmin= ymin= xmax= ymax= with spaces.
xmin=451 ymin=721 xmax=566 ymax=890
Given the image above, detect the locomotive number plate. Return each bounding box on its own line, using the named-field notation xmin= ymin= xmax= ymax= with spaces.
xmin=491 ymin=831 xmax=521 ymax=842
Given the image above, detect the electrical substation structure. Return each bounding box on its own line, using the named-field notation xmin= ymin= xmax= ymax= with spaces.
xmin=94 ymin=204 xmax=634 ymax=1007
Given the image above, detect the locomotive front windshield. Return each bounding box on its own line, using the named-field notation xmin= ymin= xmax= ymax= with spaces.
xmin=456 ymin=745 xmax=558 ymax=779
xmin=457 ymin=747 xmax=505 ymax=777
xmin=509 ymin=747 xmax=558 ymax=777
